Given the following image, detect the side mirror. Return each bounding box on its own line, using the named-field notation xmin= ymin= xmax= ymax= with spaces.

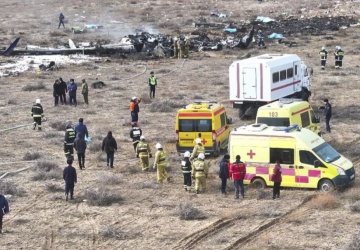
xmin=227 ymin=117 xmax=233 ymax=125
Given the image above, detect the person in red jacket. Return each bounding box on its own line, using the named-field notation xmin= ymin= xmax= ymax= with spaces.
xmin=272 ymin=160 xmax=283 ymax=199
xmin=229 ymin=155 xmax=246 ymax=199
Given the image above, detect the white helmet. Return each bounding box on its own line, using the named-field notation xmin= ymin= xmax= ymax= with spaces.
xmin=198 ymin=153 xmax=205 ymax=160
xmin=335 ymin=46 xmax=339 ymax=50
xmin=321 ymin=46 xmax=325 ymax=50
xmin=140 ymin=135 xmax=145 ymax=140
xmin=338 ymin=46 xmax=341 ymax=50
xmin=131 ymin=96 xmax=137 ymax=101
xmin=195 ymin=138 xmax=202 ymax=144
xmin=156 ymin=143 xmax=162 ymax=149
xmin=184 ymin=151 xmax=191 ymax=157
xmin=36 ymin=99 xmax=41 ymax=104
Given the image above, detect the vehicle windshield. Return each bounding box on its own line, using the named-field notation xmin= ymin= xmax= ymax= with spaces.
xmin=313 ymin=142 xmax=341 ymax=163
xmin=257 ymin=117 xmax=290 ymax=127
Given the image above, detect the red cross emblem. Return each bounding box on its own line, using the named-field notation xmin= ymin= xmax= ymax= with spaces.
xmin=201 ymin=138 xmax=207 ymax=145
xmin=247 ymin=149 xmax=256 ymax=159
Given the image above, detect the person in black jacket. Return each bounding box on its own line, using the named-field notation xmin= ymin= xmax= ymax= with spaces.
xmin=59 ymin=77 xmax=67 ymax=105
xmin=130 ymin=124 xmax=142 ymax=152
xmin=53 ymin=79 xmax=62 ymax=106
xmin=102 ymin=131 xmax=118 ymax=168
xmin=0 ymin=194 xmax=10 ymax=234
xmin=31 ymin=99 xmax=44 ymax=130
xmin=74 ymin=133 xmax=87 ymax=170
xmin=58 ymin=13 xmax=65 ymax=29
xmin=219 ymin=154 xmax=230 ymax=195
xmin=63 ymin=158 xmax=77 ymax=201
xmin=319 ymin=98 xmax=332 ymax=133
xmin=181 ymin=151 xmax=192 ymax=192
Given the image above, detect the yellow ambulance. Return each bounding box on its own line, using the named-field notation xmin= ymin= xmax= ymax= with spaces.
xmin=228 ymin=124 xmax=355 ymax=191
xmin=256 ymin=98 xmax=321 ymax=136
xmin=175 ymin=101 xmax=232 ymax=156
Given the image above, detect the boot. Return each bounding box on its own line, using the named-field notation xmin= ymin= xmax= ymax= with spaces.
xmin=65 ymin=194 xmax=68 ymax=201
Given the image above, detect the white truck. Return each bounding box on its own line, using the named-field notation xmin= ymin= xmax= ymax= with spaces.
xmin=229 ymin=54 xmax=312 ymax=119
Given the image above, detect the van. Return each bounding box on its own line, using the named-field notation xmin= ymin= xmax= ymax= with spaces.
xmin=175 ymin=101 xmax=232 ymax=156
xmin=256 ymin=99 xmax=321 ymax=136
xmin=228 ymin=124 xmax=355 ymax=191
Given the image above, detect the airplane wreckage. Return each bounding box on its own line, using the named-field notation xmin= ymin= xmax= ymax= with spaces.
xmin=0 ymin=27 xmax=255 ymax=58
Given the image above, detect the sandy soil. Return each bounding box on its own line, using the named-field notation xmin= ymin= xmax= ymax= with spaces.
xmin=1 ymin=0 xmax=360 ymax=249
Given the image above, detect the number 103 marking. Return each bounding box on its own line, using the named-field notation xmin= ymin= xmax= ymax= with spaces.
xmin=269 ymin=112 xmax=278 ymax=117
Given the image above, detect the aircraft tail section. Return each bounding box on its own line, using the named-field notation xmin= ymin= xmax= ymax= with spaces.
xmin=1 ymin=38 xmax=20 ymax=56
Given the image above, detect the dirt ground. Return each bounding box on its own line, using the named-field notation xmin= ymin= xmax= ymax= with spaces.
xmin=1 ymin=0 xmax=360 ymax=249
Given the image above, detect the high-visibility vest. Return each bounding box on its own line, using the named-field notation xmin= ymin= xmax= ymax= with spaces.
xmin=130 ymin=101 xmax=135 ymax=111
xmin=149 ymin=76 xmax=157 ymax=86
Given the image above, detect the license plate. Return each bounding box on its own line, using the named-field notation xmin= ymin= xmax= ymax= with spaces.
xmin=350 ymin=174 xmax=355 ymax=179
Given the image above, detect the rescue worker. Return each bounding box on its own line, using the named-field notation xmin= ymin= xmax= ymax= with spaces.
xmin=190 ymin=138 xmax=205 ymax=161
xmin=334 ymin=46 xmax=344 ymax=69
xmin=153 ymin=143 xmax=168 ymax=183
xmin=74 ymin=133 xmax=87 ymax=170
xmin=81 ymin=79 xmax=89 ymax=105
xmin=319 ymin=98 xmax=332 ymax=133
xmin=172 ymin=37 xmax=179 ymax=59
xmin=74 ymin=118 xmax=89 ymax=139
xmin=271 ymin=160 xmax=282 ymax=199
xmin=229 ymin=155 xmax=246 ymax=199
xmin=257 ymin=30 xmax=266 ymax=49
xmin=191 ymin=153 xmax=207 ymax=194
xmin=63 ymin=158 xmax=77 ymax=201
xmin=319 ymin=46 xmax=328 ymax=70
xmin=148 ymin=71 xmax=157 ymax=99
xmin=177 ymin=39 xmax=184 ymax=59
xmin=181 ymin=151 xmax=192 ymax=192
xmin=59 ymin=77 xmax=67 ymax=105
xmin=130 ymin=124 xmax=142 ymax=152
xmin=0 ymin=193 xmax=10 ymax=234
xmin=184 ymin=37 xmax=191 ymax=58
xmin=58 ymin=13 xmax=65 ymax=29
xmin=53 ymin=79 xmax=62 ymax=106
xmin=219 ymin=154 xmax=230 ymax=195
xmin=31 ymin=99 xmax=44 ymax=131
xmin=67 ymin=79 xmax=77 ymax=106
xmin=130 ymin=96 xmax=141 ymax=126
xmin=102 ymin=131 xmax=118 ymax=168
xmin=136 ymin=136 xmax=152 ymax=171
xmin=64 ymin=124 xmax=76 ymax=160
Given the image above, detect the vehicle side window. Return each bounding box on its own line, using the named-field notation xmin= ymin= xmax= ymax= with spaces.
xmin=300 ymin=112 xmax=310 ymax=127
xmin=273 ymin=72 xmax=279 ymax=83
xmin=179 ymin=120 xmax=194 ymax=132
xmin=270 ymin=148 xmax=294 ymax=164
xmin=220 ymin=113 xmax=226 ymax=127
xmin=280 ymin=70 xmax=286 ymax=81
xmin=299 ymin=150 xmax=318 ymax=165
xmin=295 ymin=65 xmax=298 ymax=75
xmin=257 ymin=117 xmax=290 ymax=126
xmin=287 ymin=68 xmax=293 ymax=78
xmin=197 ymin=119 xmax=212 ymax=132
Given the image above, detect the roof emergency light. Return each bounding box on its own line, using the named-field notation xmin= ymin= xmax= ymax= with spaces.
xmin=284 ymin=124 xmax=299 ymax=132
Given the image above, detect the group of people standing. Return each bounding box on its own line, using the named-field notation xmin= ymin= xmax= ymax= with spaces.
xmin=172 ymin=35 xmax=191 ymax=59
xmin=53 ymin=78 xmax=89 ymax=107
xmin=219 ymin=154 xmax=283 ymax=200
xmin=319 ymin=46 xmax=344 ymax=70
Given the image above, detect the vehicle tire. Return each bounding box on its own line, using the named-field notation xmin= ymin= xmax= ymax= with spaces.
xmin=318 ymin=132 xmax=322 ymax=137
xmin=252 ymin=178 xmax=266 ymax=189
xmin=318 ymin=179 xmax=334 ymax=192
xmin=238 ymin=105 xmax=246 ymax=120
xmin=213 ymin=143 xmax=220 ymax=157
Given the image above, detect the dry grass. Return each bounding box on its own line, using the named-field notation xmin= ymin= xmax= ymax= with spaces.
xmin=345 ymin=230 xmax=360 ymax=250
xmin=45 ymin=183 xmax=64 ymax=193
xmin=97 ymin=172 xmax=122 ymax=185
xmin=175 ymin=201 xmax=206 ymax=220
xmin=23 ymin=151 xmax=41 ymax=160
xmin=308 ymin=193 xmax=341 ymax=210
xmin=22 ymin=82 xmax=46 ymax=91
xmin=84 ymin=187 xmax=123 ymax=206
xmin=0 ymin=180 xmax=26 ymax=197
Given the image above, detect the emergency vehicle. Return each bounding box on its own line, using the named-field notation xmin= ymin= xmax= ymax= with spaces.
xmin=229 ymin=54 xmax=312 ymax=119
xmin=175 ymin=101 xmax=232 ymax=156
xmin=256 ymin=98 xmax=321 ymax=136
xmin=228 ymin=124 xmax=355 ymax=191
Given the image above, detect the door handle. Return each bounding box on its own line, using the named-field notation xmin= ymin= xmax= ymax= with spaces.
xmin=299 ymin=166 xmax=304 ymax=169
xmin=289 ymin=165 xmax=294 ymax=168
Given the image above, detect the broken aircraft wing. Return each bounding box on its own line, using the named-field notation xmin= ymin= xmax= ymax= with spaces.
xmin=0 ymin=38 xmax=20 ymax=56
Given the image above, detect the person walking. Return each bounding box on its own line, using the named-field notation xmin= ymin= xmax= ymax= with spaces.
xmin=102 ymin=131 xmax=118 ymax=168
xmin=59 ymin=77 xmax=67 ymax=105
xmin=257 ymin=30 xmax=266 ymax=49
xmin=190 ymin=138 xmax=205 ymax=161
xmin=272 ymin=160 xmax=282 ymax=200
xmin=136 ymin=136 xmax=152 ymax=171
xmin=74 ymin=118 xmax=89 ymax=139
xmin=130 ymin=96 xmax=141 ymax=126
xmin=0 ymin=194 xmax=10 ymax=234
xmin=319 ymin=99 xmax=332 ymax=133
xmin=53 ymin=79 xmax=62 ymax=106
xmin=63 ymin=158 xmax=77 ymax=201
xmin=58 ymin=13 xmax=65 ymax=29
xmin=319 ymin=46 xmax=328 ymax=70
xmin=64 ymin=124 xmax=76 ymax=160
xmin=229 ymin=155 xmax=246 ymax=199
xmin=334 ymin=46 xmax=345 ymax=69
xmin=67 ymin=79 xmax=77 ymax=106
xmin=192 ymin=153 xmax=207 ymax=194
xmin=184 ymin=37 xmax=191 ymax=58
xmin=31 ymin=99 xmax=44 ymax=131
xmin=181 ymin=151 xmax=192 ymax=192
xmin=130 ymin=124 xmax=142 ymax=153
xmin=81 ymin=79 xmax=89 ymax=105
xmin=148 ymin=71 xmax=157 ymax=98
xmin=153 ymin=143 xmax=168 ymax=183
xmin=74 ymin=133 xmax=87 ymax=170
xmin=219 ymin=154 xmax=230 ymax=195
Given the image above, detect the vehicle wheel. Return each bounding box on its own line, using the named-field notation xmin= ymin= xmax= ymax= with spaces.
xmin=318 ymin=179 xmax=334 ymax=192
xmin=213 ymin=143 xmax=220 ymax=157
xmin=252 ymin=178 xmax=266 ymax=189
